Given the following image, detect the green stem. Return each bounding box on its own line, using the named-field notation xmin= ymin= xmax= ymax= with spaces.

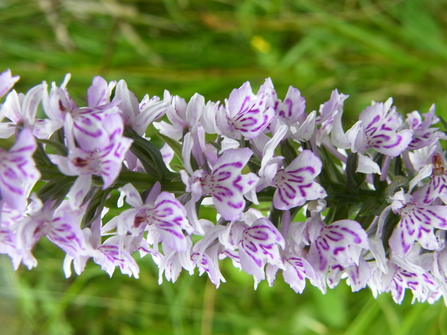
xmin=37 ymin=164 xmax=186 ymax=194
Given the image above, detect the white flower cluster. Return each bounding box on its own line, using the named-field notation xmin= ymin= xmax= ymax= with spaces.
xmin=1 ymin=69 xmax=447 ymax=304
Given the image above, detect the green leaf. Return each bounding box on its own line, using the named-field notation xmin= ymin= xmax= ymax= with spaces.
xmin=37 ymin=139 xmax=68 ymax=157
xmin=382 ymin=210 xmax=401 ymax=253
xmin=247 ymin=155 xmax=261 ymax=174
xmin=124 ymin=128 xmax=175 ymax=181
xmin=438 ymin=115 xmax=447 ymax=133
xmin=33 ymin=141 xmax=54 ymax=166
xmin=37 ymin=175 xmax=75 ymax=208
xmin=318 ymin=145 xmax=345 ymax=188
xmin=346 ymin=152 xmax=366 ymax=194
xmin=280 ymin=139 xmax=298 ymax=166
xmin=268 ymin=204 xmax=281 ymax=228
xmin=355 ymin=196 xmax=385 ymax=230
xmin=81 ymin=187 xmax=112 ymax=228
xmin=157 ymin=133 xmax=184 ymax=165
xmin=373 ymin=154 xmax=388 ymax=192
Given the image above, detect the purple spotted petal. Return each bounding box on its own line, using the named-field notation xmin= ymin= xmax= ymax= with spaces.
xmin=358 ymin=100 xmax=413 ymax=157
xmin=238 ymin=218 xmax=285 ymax=286
xmin=389 ymin=204 xmax=447 ymax=255
xmin=316 ymin=89 xmax=349 ymax=126
xmin=106 ymin=207 xmax=143 ymax=237
xmin=42 ymin=75 xmax=77 ymax=126
xmin=282 ymin=255 xmax=317 ymax=293
xmin=154 ymin=93 xmax=204 ymax=140
xmin=383 ymin=261 xmax=438 ymax=304
xmin=359 ymin=98 xmax=399 ymax=131
xmin=113 ymin=186 xmax=192 ymax=252
xmin=97 ymin=136 xmax=133 ymax=189
xmin=223 ymin=81 xmax=275 ymax=139
xmin=0 ymin=128 xmax=40 ymax=211
xmin=412 ymin=153 xmax=447 ymax=205
xmin=52 ymin=131 xmax=132 ymax=194
xmin=276 ymin=86 xmax=306 ymax=124
xmin=13 ymin=198 xmax=88 ymax=270
xmin=94 ymin=236 xmax=140 ymax=278
xmin=192 ymin=243 xmax=226 ymax=287
xmin=273 ymin=150 xmax=326 ymax=210
xmin=344 ymin=258 xmax=371 ymax=292
xmin=0 ymin=228 xmax=22 ymax=269
xmin=46 ymin=209 xmax=87 ymax=258
xmin=226 ymin=82 xmax=256 ymax=118
xmin=230 ymin=105 xmax=275 ymax=139
xmin=414 ymin=175 xmax=447 ymax=205
xmin=158 ymin=237 xmax=195 ymax=284
xmin=87 ymin=76 xmax=113 ymax=107
xmin=150 ymin=191 xmax=192 ymax=251
xmin=369 ymin=128 xmax=413 ymax=157
xmin=204 ymin=148 xmax=258 ymax=221
xmin=14 ymin=217 xmax=41 ymax=269
xmin=72 ymin=111 xmax=123 ymax=151
xmin=406 ymin=106 xmax=441 ymax=150
xmin=257 ymin=78 xmax=277 ymax=110
xmin=308 ymin=219 xmax=369 ymax=274
xmin=0 ymin=205 xmax=23 ymax=269
xmin=327 ymin=258 xmax=371 ymax=292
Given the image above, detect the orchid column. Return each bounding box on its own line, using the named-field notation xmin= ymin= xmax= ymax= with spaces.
xmin=1 ymin=68 xmax=447 ymax=305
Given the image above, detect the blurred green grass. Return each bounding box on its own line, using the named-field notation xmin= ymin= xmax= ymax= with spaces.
xmin=1 ymin=0 xmax=447 ymax=334
xmin=3 ymin=0 xmax=447 ymax=118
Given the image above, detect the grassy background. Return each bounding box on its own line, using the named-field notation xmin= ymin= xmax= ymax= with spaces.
xmin=1 ymin=0 xmax=447 ymax=334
